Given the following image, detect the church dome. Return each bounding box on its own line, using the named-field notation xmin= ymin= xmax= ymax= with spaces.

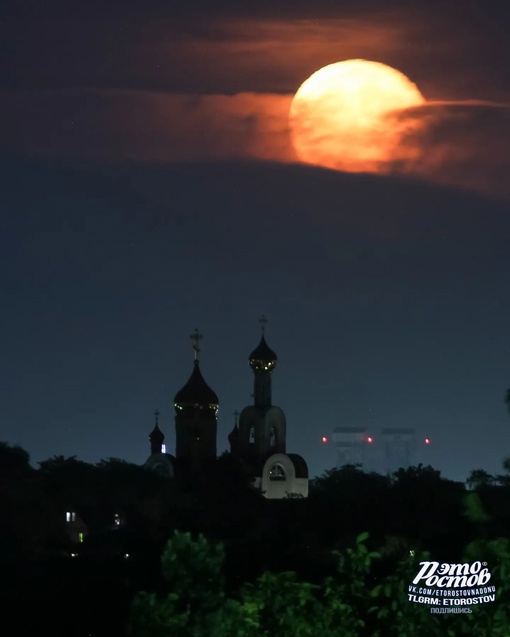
xmin=174 ymin=361 xmax=219 ymax=412
xmin=228 ymin=423 xmax=239 ymax=446
xmin=149 ymin=424 xmax=164 ymax=445
xmin=249 ymin=334 xmax=278 ymax=372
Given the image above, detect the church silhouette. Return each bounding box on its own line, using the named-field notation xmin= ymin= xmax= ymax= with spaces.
xmin=144 ymin=320 xmax=308 ymax=498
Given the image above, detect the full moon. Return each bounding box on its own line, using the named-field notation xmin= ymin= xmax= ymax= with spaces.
xmin=289 ymin=59 xmax=426 ymax=173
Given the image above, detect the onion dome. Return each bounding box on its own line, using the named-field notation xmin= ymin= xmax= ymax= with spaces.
xmin=228 ymin=423 xmax=239 ymax=446
xmin=149 ymin=424 xmax=165 ymax=446
xmin=249 ymin=334 xmax=278 ymax=372
xmin=174 ymin=361 xmax=219 ymax=413
xmin=149 ymin=410 xmax=165 ymax=454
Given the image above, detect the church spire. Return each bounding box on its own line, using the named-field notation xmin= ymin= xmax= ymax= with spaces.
xmin=174 ymin=329 xmax=218 ymax=470
xmin=228 ymin=409 xmax=240 ymax=454
xmin=149 ymin=409 xmax=165 ymax=454
xmin=174 ymin=329 xmax=219 ymax=411
xmin=249 ymin=316 xmax=277 ymax=407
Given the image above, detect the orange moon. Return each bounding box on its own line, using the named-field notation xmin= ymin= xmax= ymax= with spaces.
xmin=289 ymin=60 xmax=426 ymax=173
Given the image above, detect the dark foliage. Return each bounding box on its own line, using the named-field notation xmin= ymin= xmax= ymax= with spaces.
xmin=2 ymin=442 xmax=510 ymax=635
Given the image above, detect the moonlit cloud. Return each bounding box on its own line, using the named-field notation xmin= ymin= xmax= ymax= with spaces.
xmin=0 ymin=88 xmax=295 ymax=163
xmin=389 ymin=101 xmax=510 ymax=199
xmin=2 ymin=8 xmax=509 ymax=200
xmin=3 ymin=87 xmax=509 ymax=199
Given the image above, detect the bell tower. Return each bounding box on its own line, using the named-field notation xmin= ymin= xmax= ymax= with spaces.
xmin=174 ymin=329 xmax=218 ymax=474
xmin=235 ymin=317 xmax=286 ymax=463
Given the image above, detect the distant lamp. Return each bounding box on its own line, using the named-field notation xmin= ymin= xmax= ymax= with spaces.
xmin=321 ymin=436 xmax=328 ymax=443
xmin=425 ymin=438 xmax=430 ymax=445
xmin=367 ymin=436 xmax=374 ymax=443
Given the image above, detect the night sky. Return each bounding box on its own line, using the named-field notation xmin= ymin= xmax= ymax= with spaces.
xmin=2 ymin=0 xmax=510 ymax=482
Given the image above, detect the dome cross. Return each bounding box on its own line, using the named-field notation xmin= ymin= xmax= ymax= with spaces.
xmin=190 ymin=328 xmax=203 ymax=361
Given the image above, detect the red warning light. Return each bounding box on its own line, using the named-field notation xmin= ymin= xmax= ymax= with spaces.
xmin=425 ymin=438 xmax=430 ymax=445
xmin=321 ymin=436 xmax=328 ymax=443
xmin=367 ymin=436 xmax=373 ymax=443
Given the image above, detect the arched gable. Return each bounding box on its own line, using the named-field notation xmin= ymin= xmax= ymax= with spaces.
xmin=143 ymin=453 xmax=175 ymax=478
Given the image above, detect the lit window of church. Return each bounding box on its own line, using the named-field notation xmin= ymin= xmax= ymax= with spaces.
xmin=269 ymin=463 xmax=286 ymax=481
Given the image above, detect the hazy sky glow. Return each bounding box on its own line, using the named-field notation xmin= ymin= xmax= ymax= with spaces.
xmin=1 ymin=0 xmax=510 ymax=481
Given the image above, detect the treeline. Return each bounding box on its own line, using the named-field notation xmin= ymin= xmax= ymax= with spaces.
xmin=3 ymin=441 xmax=510 ymax=567
xmin=128 ymin=528 xmax=510 ymax=637
xmin=2 ymin=441 xmax=510 ymax=636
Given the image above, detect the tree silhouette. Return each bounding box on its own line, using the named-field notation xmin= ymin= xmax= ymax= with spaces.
xmin=0 ymin=442 xmax=32 ymax=480
xmin=0 ymin=443 xmax=58 ymax=553
xmin=466 ymin=469 xmax=495 ymax=490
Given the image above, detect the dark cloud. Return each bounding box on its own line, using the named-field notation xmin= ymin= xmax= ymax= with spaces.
xmin=2 ymin=7 xmax=508 ymax=101
xmin=391 ymin=102 xmax=510 ymax=199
